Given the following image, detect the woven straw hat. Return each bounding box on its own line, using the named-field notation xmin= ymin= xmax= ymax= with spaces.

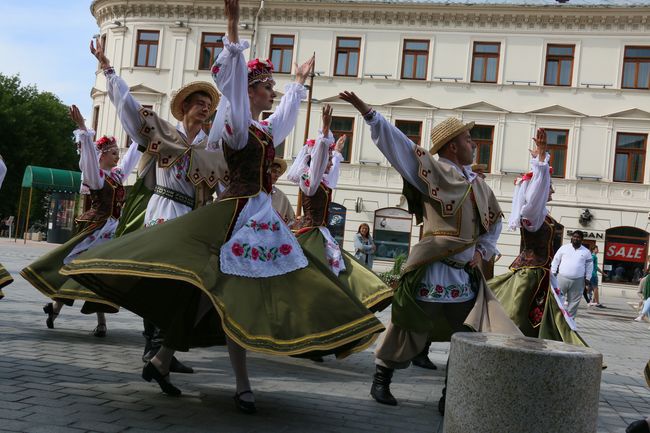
xmin=429 ymin=117 xmax=475 ymax=155
xmin=170 ymin=81 xmax=220 ymax=121
xmin=272 ymin=158 xmax=288 ymax=175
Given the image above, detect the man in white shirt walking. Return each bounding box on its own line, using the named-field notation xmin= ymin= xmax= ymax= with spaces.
xmin=551 ymin=231 xmax=594 ymax=319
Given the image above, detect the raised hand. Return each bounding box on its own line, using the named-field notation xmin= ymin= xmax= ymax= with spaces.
xmin=224 ymin=0 xmax=240 ymax=42
xmin=321 ymin=104 xmax=333 ymax=135
xmin=295 ymin=55 xmax=315 ymax=85
xmin=69 ymin=105 xmax=87 ymax=131
xmin=530 ymin=128 xmax=547 ymax=159
xmin=335 ymin=135 xmax=346 ymax=153
xmin=338 ymin=91 xmax=371 ymax=116
xmin=90 ymin=37 xmax=111 ymax=70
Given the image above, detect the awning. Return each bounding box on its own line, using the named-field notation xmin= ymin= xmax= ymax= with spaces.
xmin=21 ymin=165 xmax=81 ymax=193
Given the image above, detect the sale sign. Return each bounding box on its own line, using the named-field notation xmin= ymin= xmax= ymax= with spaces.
xmin=604 ymin=242 xmax=647 ymax=263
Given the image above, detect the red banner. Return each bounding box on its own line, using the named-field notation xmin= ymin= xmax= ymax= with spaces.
xmin=604 ymin=242 xmax=647 ymax=263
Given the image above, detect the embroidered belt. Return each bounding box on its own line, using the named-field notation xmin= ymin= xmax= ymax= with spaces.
xmin=440 ymin=258 xmax=467 ymax=269
xmin=153 ymin=185 xmax=194 ymax=208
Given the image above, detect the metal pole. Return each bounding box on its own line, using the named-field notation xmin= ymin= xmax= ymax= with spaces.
xmin=23 ymin=188 xmax=33 ymax=244
xmin=297 ymin=54 xmax=315 ymax=219
xmin=14 ymin=187 xmax=24 ymax=242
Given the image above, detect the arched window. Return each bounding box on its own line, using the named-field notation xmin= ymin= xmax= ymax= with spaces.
xmin=327 ymin=202 xmax=347 ymax=245
xmin=373 ymin=207 xmax=413 ymax=260
xmin=603 ymin=226 xmax=649 ymax=285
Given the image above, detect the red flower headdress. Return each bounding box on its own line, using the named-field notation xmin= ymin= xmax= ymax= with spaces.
xmin=248 ymin=58 xmax=275 ymax=86
xmin=515 ymin=166 xmax=553 ymax=185
xmin=95 ymin=136 xmax=118 ymax=154
xmin=305 ymin=138 xmax=336 ymax=151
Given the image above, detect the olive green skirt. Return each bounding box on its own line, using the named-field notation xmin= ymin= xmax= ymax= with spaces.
xmin=296 ymin=228 xmax=393 ymax=312
xmin=20 ymin=222 xmax=119 ymax=314
xmin=489 ymin=267 xmax=587 ymax=346
xmin=0 ymin=263 xmax=13 ymax=299
xmin=61 ymin=198 xmax=385 ymax=356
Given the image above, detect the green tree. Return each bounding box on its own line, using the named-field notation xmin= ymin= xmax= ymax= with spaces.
xmin=0 ymin=73 xmax=78 ymax=228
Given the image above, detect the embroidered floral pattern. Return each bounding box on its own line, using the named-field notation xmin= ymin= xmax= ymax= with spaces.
xmin=146 ymin=218 xmax=167 ymax=227
xmin=246 ymin=219 xmax=281 ymax=232
xmin=231 ymin=242 xmax=292 ymax=261
xmin=174 ymin=154 xmax=190 ymax=180
xmin=415 ymin=282 xmax=473 ymax=301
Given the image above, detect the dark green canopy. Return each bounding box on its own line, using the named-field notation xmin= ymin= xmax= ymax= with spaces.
xmin=21 ymin=165 xmax=81 ymax=193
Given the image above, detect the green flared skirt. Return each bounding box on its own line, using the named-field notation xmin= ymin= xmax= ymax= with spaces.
xmin=61 ymin=198 xmax=385 ymax=356
xmin=20 ymin=222 xmax=119 ymax=314
xmin=296 ymin=228 xmax=393 ymax=312
xmin=0 ymin=263 xmax=13 ymax=299
xmin=489 ymin=267 xmax=587 ymax=346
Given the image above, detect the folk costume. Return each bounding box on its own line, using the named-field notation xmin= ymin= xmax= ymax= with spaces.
xmin=21 ymin=132 xmax=142 ymax=317
xmin=489 ymin=154 xmax=587 ymax=345
xmin=0 ymin=156 xmax=13 ymax=297
xmin=361 ymin=112 xmax=521 ymax=409
xmin=62 ymin=38 xmax=384 ymax=361
xmin=270 ymin=157 xmax=295 ymax=225
xmin=287 ymin=133 xmax=392 ymax=312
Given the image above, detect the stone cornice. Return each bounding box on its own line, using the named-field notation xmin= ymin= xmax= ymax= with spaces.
xmin=91 ymin=0 xmax=650 ymax=32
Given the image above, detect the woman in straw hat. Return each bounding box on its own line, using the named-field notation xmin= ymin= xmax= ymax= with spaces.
xmin=63 ymin=0 xmax=384 ymax=413
xmin=269 ymin=157 xmax=295 ymax=225
xmin=287 ymin=104 xmax=392 ymax=314
xmin=0 ymin=156 xmax=13 ymax=298
xmin=488 ymin=128 xmax=587 ymax=346
xmin=339 ymin=90 xmax=520 ymax=415
xmin=21 ymin=105 xmax=142 ymax=337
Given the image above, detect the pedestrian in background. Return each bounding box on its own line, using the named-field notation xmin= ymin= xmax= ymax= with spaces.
xmin=551 ymin=231 xmax=593 ymax=319
xmin=588 ymin=244 xmax=606 ymax=308
xmin=354 ymin=223 xmax=376 ymax=269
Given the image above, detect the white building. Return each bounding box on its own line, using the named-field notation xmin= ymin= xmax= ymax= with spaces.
xmin=90 ymin=0 xmax=650 ymax=286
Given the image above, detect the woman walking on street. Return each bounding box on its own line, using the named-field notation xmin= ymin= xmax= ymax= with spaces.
xmin=354 ymin=223 xmax=376 ymax=270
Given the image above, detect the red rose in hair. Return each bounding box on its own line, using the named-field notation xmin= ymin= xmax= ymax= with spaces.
xmin=279 ymin=244 xmax=292 ymax=255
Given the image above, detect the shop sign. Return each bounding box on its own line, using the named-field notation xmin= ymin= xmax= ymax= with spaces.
xmin=566 ymin=230 xmax=604 ymax=239
xmin=604 ymin=242 xmax=647 ymax=263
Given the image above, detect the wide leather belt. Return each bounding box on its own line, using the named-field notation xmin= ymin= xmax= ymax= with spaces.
xmin=153 ymin=185 xmax=194 ymax=208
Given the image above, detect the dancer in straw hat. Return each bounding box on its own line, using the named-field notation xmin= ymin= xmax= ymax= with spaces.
xmin=339 ymin=90 xmax=521 ymax=415
xmin=21 ymin=105 xmax=142 ymax=336
xmin=63 ymin=0 xmax=384 ymax=413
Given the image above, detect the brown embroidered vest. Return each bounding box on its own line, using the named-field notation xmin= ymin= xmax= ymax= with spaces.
xmin=510 ymin=215 xmax=564 ymax=271
xmin=295 ymin=184 xmax=332 ymax=230
xmin=219 ymin=125 xmax=274 ymax=200
xmin=76 ymin=175 xmax=125 ymax=225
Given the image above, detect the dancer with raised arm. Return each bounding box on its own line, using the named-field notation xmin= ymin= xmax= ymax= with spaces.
xmin=0 ymin=156 xmax=14 ymax=297
xmin=489 ymin=129 xmax=587 ymax=345
xmin=63 ymin=0 xmax=384 ymax=413
xmin=339 ymin=90 xmax=521 ymax=415
xmin=287 ymin=104 xmax=392 ymax=312
xmin=21 ymin=105 xmax=142 ymax=336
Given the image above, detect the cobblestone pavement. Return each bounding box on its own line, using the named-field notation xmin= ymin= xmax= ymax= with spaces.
xmin=1 ymin=239 xmax=649 ymax=433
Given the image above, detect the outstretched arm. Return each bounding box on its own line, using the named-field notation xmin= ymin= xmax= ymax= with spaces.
xmin=301 ymin=105 xmax=333 ymax=196
xmin=339 ymin=90 xmax=428 ymax=195
xmin=90 ymin=37 xmax=148 ymax=147
xmin=520 ymin=128 xmax=551 ymax=232
xmin=70 ymin=105 xmax=103 ymax=190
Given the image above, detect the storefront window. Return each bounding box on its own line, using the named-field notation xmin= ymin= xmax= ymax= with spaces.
xmin=373 ymin=207 xmax=413 ymax=260
xmin=327 ymin=202 xmax=347 ymax=246
xmin=603 ymin=226 xmax=649 ymax=285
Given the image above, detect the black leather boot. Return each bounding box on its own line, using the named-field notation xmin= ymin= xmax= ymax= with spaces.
xmin=370 ymin=365 xmax=397 ymax=406
xmin=411 ymin=342 xmax=437 ymax=370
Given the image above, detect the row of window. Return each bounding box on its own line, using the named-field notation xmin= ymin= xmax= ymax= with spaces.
xmin=128 ymin=30 xmax=650 ymax=89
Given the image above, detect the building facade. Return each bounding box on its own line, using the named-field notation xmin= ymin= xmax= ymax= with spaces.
xmin=90 ymin=0 xmax=650 ymax=283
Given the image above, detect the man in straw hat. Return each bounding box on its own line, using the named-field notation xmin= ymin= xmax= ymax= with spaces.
xmin=339 ymin=91 xmax=521 ymax=415
xmin=270 ymin=157 xmax=295 ymax=225
xmin=89 ymin=36 xmax=227 ymax=374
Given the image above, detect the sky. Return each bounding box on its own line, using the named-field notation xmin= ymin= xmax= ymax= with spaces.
xmin=0 ymin=1 xmax=99 ymax=119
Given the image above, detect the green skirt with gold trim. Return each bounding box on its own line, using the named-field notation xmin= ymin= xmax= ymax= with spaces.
xmin=296 ymin=228 xmax=393 ymax=312
xmin=0 ymin=263 xmax=13 ymax=299
xmin=61 ymin=198 xmax=384 ymax=356
xmin=20 ymin=222 xmax=119 ymax=314
xmin=489 ymin=267 xmax=587 ymax=346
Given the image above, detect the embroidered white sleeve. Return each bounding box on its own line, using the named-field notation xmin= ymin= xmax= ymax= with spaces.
xmin=266 ymin=83 xmax=307 ymax=147
xmin=76 ymin=128 xmax=103 ymax=190
xmin=300 ymin=130 xmax=333 ymax=197
xmin=520 ymin=153 xmax=551 ymax=232
xmin=105 ymin=73 xmax=148 ymax=147
xmin=116 ymin=140 xmax=143 ymax=183
xmin=476 ymin=217 xmax=502 ymax=260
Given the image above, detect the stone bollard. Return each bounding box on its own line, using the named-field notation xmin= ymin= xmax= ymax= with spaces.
xmin=444 ymin=333 xmax=602 ymax=433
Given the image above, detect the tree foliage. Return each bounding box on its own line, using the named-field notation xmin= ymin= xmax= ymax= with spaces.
xmin=0 ymin=73 xmax=78 ymax=226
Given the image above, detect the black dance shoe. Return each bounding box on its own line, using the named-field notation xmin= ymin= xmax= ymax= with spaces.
xmin=627 ymin=420 xmax=650 ymax=433
xmin=234 ymin=390 xmax=257 ymax=414
xmin=142 ymin=362 xmax=181 ymax=397
xmin=169 ymin=356 xmax=194 ymax=374
xmin=412 ymin=354 xmax=437 ymax=370
xmin=370 ymin=366 xmax=397 ymax=406
xmin=43 ymin=303 xmax=55 ymax=329
xmin=93 ymin=324 xmax=107 ymax=338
